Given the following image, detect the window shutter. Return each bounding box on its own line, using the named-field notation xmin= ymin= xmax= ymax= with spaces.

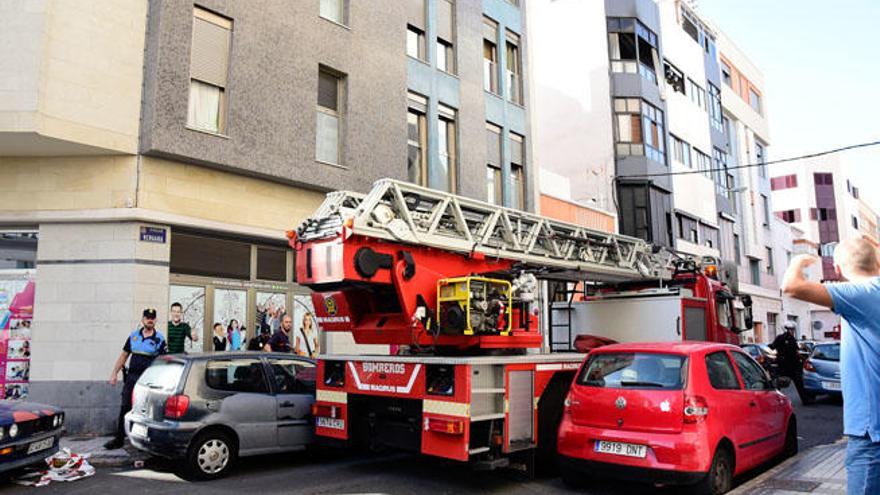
xmin=191 ymin=15 xmax=231 ymax=88
xmin=408 ymin=0 xmax=425 ymax=30
xmin=318 ymin=71 xmax=338 ymax=111
xmin=509 ymin=133 xmax=524 ymax=166
xmin=486 ymin=124 xmax=501 ymax=166
xmin=437 ymin=0 xmax=453 ymax=42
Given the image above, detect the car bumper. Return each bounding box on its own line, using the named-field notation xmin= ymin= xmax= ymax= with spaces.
xmin=557 ymin=418 xmax=713 ymax=476
xmin=124 ymin=413 xmax=199 ymax=459
xmin=559 ymin=454 xmax=705 ymax=486
xmin=0 ymin=428 xmax=63 ymax=474
xmin=803 ymin=373 xmax=841 ymax=394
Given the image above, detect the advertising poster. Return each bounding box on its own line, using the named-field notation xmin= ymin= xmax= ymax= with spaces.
xmin=169 ymin=285 xmax=206 ymax=353
xmin=0 ymin=273 xmax=34 ymax=400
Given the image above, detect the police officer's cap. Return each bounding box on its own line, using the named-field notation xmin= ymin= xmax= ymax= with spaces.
xmin=143 ymin=308 xmax=158 ymax=319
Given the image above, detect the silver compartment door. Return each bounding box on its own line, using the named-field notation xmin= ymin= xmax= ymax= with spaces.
xmin=507 ymin=370 xmax=534 ymax=449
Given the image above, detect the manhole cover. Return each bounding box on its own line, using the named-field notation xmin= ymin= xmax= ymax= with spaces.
xmin=763 ymin=479 xmax=822 ymax=492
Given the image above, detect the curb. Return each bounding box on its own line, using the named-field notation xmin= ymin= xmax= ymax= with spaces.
xmin=728 ymin=438 xmax=847 ymax=495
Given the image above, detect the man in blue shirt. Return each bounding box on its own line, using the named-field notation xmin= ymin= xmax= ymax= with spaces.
xmin=782 ymin=238 xmax=880 ymax=495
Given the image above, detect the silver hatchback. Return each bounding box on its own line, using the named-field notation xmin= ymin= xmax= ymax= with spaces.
xmin=125 ymin=352 xmax=316 ymax=480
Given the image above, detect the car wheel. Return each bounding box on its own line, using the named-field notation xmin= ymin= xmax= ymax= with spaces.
xmin=185 ymin=430 xmax=237 ymax=481
xmin=693 ymin=446 xmax=733 ymax=495
xmin=783 ymin=419 xmax=798 ymax=458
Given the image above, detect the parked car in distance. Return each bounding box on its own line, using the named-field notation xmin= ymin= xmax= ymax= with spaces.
xmin=558 ymin=342 xmax=796 ymax=495
xmin=125 ymin=352 xmax=316 ymax=480
xmin=802 ymin=342 xmax=841 ymax=404
xmin=0 ymin=400 xmax=64 ymax=475
xmin=797 ymin=341 xmax=815 ymax=362
xmin=740 ymin=343 xmax=778 ymax=377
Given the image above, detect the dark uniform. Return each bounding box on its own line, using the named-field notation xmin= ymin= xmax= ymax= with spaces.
xmin=769 ymin=329 xmax=806 ymax=400
xmin=267 ymin=330 xmax=291 ymax=353
xmin=112 ymin=326 xmax=167 ymax=443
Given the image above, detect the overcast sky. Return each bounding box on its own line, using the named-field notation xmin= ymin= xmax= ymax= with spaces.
xmin=699 ymin=0 xmax=880 ymax=210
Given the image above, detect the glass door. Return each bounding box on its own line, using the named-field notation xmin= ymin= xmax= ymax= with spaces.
xmin=214 ymin=289 xmax=248 ymax=351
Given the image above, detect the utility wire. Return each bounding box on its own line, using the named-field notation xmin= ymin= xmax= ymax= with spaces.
xmin=613 ymin=140 xmax=880 ymax=180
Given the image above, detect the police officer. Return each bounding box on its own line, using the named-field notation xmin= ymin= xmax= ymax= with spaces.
xmin=769 ymin=320 xmax=807 ymax=402
xmin=104 ymin=308 xmax=167 ymax=450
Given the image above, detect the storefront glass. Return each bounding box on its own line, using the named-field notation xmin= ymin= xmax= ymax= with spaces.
xmin=0 ymin=231 xmax=37 ymax=399
xmin=214 ymin=288 xmax=247 ymax=350
xmin=169 ymin=285 xmax=206 ymax=353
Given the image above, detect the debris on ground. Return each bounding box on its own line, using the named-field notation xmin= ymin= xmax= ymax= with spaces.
xmin=13 ymin=448 xmax=96 ymax=487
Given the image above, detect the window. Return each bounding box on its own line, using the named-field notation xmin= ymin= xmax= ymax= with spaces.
xmin=677 ymin=213 xmax=699 ymax=244
xmin=733 ymin=233 xmax=741 ymax=265
xmin=436 ymin=0 xmax=455 ymax=74
xmin=607 ymin=18 xmax=659 ymax=84
xmin=670 ymin=135 xmax=691 ymax=168
xmin=766 ymin=247 xmax=774 ymax=274
xmin=852 ymin=186 xmax=860 ymax=199
xmin=407 ymin=0 xmax=426 ymax=60
xmin=577 ymin=353 xmax=687 ymax=390
xmin=813 ymin=208 xmax=836 ymax=221
xmin=776 ymin=209 xmax=802 ymax=223
xmin=768 ymin=313 xmax=778 ymax=338
xmin=705 ymin=352 xmax=740 ymax=390
xmin=731 ymin=352 xmax=770 ymax=391
xmin=641 ymin=101 xmax=665 ymax=164
xmin=748 ymin=88 xmax=762 ymax=114
xmin=712 ymin=148 xmax=729 ymax=196
xmin=437 ymin=104 xmax=458 ymax=193
xmin=681 ymin=12 xmax=700 ymax=43
xmin=505 ymin=31 xmax=523 ymax=104
xmin=267 ymin=358 xmax=316 ymax=394
xmin=755 ymin=140 xmax=767 ymax=178
xmin=720 ymin=60 xmax=732 ymax=88
xmin=694 ymin=148 xmax=711 ymax=178
xmin=171 ymin=232 xmax=251 ymax=279
xmin=687 ymin=78 xmax=706 ymax=111
xmin=206 ymin=359 xmax=269 ymax=393
xmin=483 ymin=18 xmax=499 ymax=93
xmin=761 ymin=194 xmax=770 ymax=226
xmin=319 ymin=0 xmax=347 ymax=25
xmin=509 ymin=132 xmax=525 ymax=209
xmin=664 ymin=61 xmax=685 ymax=94
xmin=771 ymin=174 xmax=797 ymax=190
xmin=256 ymin=247 xmax=287 ymax=281
xmin=708 ymin=83 xmax=722 ymax=132
xmin=749 ymin=258 xmax=760 ymax=285
xmin=853 ymin=216 xmax=860 ymax=230
xmin=407 ymin=92 xmax=428 ymax=186
xmin=612 ymin=98 xmax=665 ymax=164
xmin=187 ymin=8 xmax=232 ymax=134
xmin=702 ymin=224 xmax=719 ymax=249
xmin=814 ymin=172 xmax=833 ymax=185
xmin=316 ymin=68 xmax=343 ymax=165
xmin=486 ymin=123 xmax=502 ymax=204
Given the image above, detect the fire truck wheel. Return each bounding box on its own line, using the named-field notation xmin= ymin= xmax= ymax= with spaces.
xmin=183 ymin=429 xmax=238 ymax=481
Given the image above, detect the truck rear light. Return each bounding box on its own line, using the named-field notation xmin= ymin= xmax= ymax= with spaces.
xmin=683 ymin=395 xmax=709 ymax=423
xmin=164 ymin=394 xmax=190 ymax=419
xmin=804 ymin=359 xmax=816 ymax=372
xmin=311 ymin=403 xmax=340 ymax=419
xmin=426 ymin=418 xmax=464 ymax=435
xmin=324 ymin=361 xmax=346 ymax=388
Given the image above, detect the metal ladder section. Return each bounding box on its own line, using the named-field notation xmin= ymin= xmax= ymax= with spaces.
xmin=295 ymin=179 xmax=675 ymax=282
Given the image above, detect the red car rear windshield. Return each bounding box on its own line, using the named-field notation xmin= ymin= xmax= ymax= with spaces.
xmin=577 ymin=352 xmax=687 ymax=390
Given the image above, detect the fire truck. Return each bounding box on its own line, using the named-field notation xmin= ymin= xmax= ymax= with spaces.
xmin=290 ymin=179 xmax=753 ymax=470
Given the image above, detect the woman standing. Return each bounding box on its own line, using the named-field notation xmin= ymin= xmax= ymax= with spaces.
xmin=212 ymin=323 xmax=227 ymax=351
xmin=295 ymin=313 xmax=319 ymax=358
xmin=227 ymin=319 xmax=242 ymax=351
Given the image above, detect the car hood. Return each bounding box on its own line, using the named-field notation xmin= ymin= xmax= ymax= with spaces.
xmin=0 ymin=400 xmax=63 ymax=426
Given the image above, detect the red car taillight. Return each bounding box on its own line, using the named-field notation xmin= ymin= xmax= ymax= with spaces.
xmin=804 ymin=360 xmax=816 ymax=372
xmin=164 ymin=395 xmax=190 ymax=419
xmin=683 ymin=395 xmax=709 ymax=423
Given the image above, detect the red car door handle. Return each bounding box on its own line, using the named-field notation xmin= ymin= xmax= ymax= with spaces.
xmin=749 ymin=401 xmax=757 ymax=407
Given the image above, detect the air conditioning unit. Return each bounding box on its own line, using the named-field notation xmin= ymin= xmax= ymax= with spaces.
xmin=812 ymin=320 xmax=823 ymax=331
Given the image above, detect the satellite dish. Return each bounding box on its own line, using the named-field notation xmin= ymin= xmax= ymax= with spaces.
xmin=812 ymin=320 xmax=823 ymax=331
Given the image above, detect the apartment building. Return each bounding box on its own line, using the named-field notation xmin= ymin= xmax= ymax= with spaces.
xmin=0 ymin=0 xmax=532 ymax=433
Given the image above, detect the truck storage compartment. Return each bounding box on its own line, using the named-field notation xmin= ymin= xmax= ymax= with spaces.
xmin=349 ymin=395 xmax=422 ymax=453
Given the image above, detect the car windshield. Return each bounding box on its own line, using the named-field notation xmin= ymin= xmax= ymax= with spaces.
xmin=577 ymin=352 xmax=687 ymax=390
xmin=137 ymin=360 xmax=185 ymax=392
xmin=812 ymin=343 xmax=840 ymax=362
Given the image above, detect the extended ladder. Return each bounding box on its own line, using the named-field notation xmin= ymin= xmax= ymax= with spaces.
xmin=295 ymin=179 xmax=674 ymax=282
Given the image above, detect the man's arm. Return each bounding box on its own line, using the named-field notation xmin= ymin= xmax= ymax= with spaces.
xmin=109 ymin=351 xmax=129 ymax=386
xmin=781 ymin=254 xmax=833 ymax=308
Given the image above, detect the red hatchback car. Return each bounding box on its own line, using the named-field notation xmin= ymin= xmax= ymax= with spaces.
xmin=558 ymin=342 xmax=797 ymax=494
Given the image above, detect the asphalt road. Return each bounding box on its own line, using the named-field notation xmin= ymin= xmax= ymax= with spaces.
xmin=1 ymin=385 xmax=843 ymax=495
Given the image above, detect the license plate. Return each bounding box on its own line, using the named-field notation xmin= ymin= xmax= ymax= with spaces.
xmin=594 ymin=440 xmax=647 ymax=458
xmin=316 ymin=417 xmax=344 ymax=430
xmin=130 ymin=423 xmax=148 ymax=438
xmin=27 ymin=437 xmax=54 ymax=454
xmin=822 ymin=381 xmax=841 ymax=391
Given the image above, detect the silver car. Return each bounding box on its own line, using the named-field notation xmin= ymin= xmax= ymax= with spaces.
xmin=125 ymin=352 xmax=316 ymax=480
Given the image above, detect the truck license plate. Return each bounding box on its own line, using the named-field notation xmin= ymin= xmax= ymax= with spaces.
xmin=594 ymin=440 xmax=647 ymax=458
xmin=822 ymin=381 xmax=841 ymax=391
xmin=130 ymin=423 xmax=148 ymax=438
xmin=27 ymin=437 xmax=54 ymax=454
xmin=316 ymin=417 xmax=344 ymax=430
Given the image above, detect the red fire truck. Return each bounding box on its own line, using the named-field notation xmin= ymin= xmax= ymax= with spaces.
xmin=290 ymin=179 xmax=753 ymax=470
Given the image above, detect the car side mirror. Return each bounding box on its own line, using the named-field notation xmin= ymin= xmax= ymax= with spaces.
xmin=774 ymin=376 xmax=791 ymax=390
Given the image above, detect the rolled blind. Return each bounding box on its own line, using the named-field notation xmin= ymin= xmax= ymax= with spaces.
xmin=509 ymin=133 xmax=524 ymax=165
xmin=437 ymin=0 xmax=453 ymax=42
xmin=318 ymin=71 xmax=339 ymax=111
xmin=408 ymin=0 xmax=425 ymax=30
xmin=191 ymin=16 xmax=231 ymax=87
xmin=486 ymin=125 xmax=500 ymax=166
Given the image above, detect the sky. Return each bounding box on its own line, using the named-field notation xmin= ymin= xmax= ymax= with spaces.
xmin=697 ymin=0 xmax=880 ymax=210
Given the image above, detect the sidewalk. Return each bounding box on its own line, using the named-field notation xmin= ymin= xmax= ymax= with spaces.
xmin=60 ymin=435 xmax=148 ymax=467
xmin=731 ymin=438 xmax=847 ymax=495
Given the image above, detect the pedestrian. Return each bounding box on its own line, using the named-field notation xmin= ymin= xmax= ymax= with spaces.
xmin=295 ymin=312 xmax=319 ymax=358
xmin=212 ymin=323 xmax=227 ymax=351
xmin=781 ymin=238 xmax=880 ymax=495
xmin=105 ymin=308 xmax=167 ymax=450
xmin=769 ymin=320 xmax=807 ymax=401
xmin=167 ymin=302 xmax=198 ymax=354
xmin=264 ymin=313 xmax=292 ymax=353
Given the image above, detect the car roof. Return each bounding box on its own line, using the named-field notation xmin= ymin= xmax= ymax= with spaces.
xmin=591 ymin=341 xmax=740 ymax=355
xmin=159 ymin=352 xmax=316 ymax=363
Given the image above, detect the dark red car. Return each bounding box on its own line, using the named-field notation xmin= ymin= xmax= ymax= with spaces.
xmin=558 ymin=342 xmax=796 ymax=495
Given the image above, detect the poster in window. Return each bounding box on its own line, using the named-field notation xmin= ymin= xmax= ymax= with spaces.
xmin=0 ymin=274 xmax=34 ymax=399
xmin=214 ymin=289 xmax=247 ymax=351
xmin=169 ymin=285 xmax=206 ymax=353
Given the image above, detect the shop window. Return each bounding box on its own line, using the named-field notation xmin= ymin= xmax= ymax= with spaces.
xmin=257 ymin=247 xmax=287 ymax=282
xmin=170 ymin=232 xmax=250 ymax=279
